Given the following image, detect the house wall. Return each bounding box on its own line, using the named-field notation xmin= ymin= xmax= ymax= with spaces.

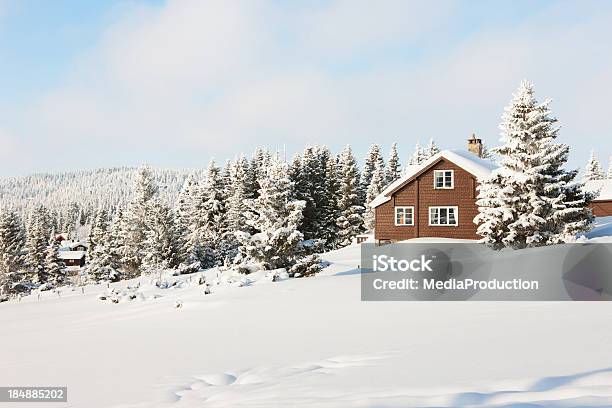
xmin=590 ymin=200 xmax=612 ymax=217
xmin=63 ymin=257 xmax=85 ymax=267
xmin=374 ymin=159 xmax=480 ymax=241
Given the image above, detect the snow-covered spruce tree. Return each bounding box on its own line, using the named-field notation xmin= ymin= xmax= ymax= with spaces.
xmin=88 ymin=226 xmax=120 ymax=283
xmin=236 ymin=155 xmax=305 ymax=270
xmin=385 ymin=142 xmax=401 ymax=185
xmin=475 ymin=80 xmax=594 ymax=249
xmin=221 ymin=159 xmax=233 ymax=194
xmin=297 ymin=145 xmax=328 ymax=241
xmin=88 ymin=208 xmax=109 ymax=259
xmin=408 ymin=141 xmax=426 ymax=165
xmin=0 ymin=210 xmax=26 ymax=296
xmin=227 ymin=154 xmax=253 ymax=233
xmin=583 ymin=150 xmax=604 ymax=181
xmin=481 ymin=143 xmax=494 ymax=160
xmin=360 ymin=144 xmax=385 ymax=203
xmin=223 ymin=154 xmax=254 ymax=265
xmin=425 ymin=138 xmax=440 ymax=159
xmin=120 ymin=165 xmax=158 ymax=276
xmin=25 ymin=205 xmax=53 ymax=284
xmin=174 ymin=173 xmax=198 ymax=265
xmin=608 ymin=156 xmax=612 ymax=179
xmin=189 ymin=160 xmax=227 ymax=268
xmin=288 ymin=153 xmax=304 ymax=201
xmin=44 ymin=235 xmax=65 ymax=287
xmin=321 ymin=151 xmax=340 ymax=249
xmin=89 ymin=206 xmax=125 ymax=282
xmin=336 ymin=145 xmax=365 ymax=247
xmin=364 ymin=163 xmax=385 ymax=232
xmin=142 ymin=199 xmax=179 ymax=272
xmin=249 ymin=147 xmax=271 ymax=198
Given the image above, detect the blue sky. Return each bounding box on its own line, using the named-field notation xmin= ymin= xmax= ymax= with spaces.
xmin=0 ymin=0 xmax=611 ymax=176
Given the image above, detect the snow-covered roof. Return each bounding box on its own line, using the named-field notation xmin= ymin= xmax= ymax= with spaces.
xmin=585 ymin=179 xmax=612 ymax=201
xmin=58 ymin=250 xmax=86 ymax=260
xmin=60 ymin=241 xmax=88 ymax=251
xmin=370 ymin=149 xmax=497 ymax=208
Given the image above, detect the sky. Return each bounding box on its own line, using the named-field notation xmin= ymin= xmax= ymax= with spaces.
xmin=0 ymin=0 xmax=611 ymax=176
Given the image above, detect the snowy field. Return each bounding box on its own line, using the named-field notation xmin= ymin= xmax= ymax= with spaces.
xmin=2 ymin=244 xmax=612 ymax=408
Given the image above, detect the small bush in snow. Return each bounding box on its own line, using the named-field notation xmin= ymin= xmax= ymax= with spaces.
xmin=289 ymin=254 xmax=323 ymax=278
xmin=38 ymin=282 xmax=54 ymax=291
xmin=176 ymin=261 xmax=200 ymax=276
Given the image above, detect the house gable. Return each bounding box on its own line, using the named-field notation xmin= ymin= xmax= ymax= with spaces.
xmin=370 ymin=149 xmax=496 ymax=209
xmin=374 ymin=152 xmax=487 ymax=241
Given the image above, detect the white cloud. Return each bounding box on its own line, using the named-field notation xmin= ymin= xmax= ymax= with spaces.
xmin=4 ymin=0 xmax=612 ymax=174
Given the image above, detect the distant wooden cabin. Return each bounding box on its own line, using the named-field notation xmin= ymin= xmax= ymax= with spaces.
xmin=67 ymin=242 xmax=88 ymax=252
xmin=585 ymin=179 xmax=612 ymax=217
xmin=58 ymin=250 xmax=86 ymax=268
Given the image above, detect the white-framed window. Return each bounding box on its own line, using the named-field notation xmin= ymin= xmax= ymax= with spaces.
xmin=429 ymin=206 xmax=458 ymax=226
xmin=434 ymin=170 xmax=454 ymax=189
xmin=394 ymin=206 xmax=414 ymax=226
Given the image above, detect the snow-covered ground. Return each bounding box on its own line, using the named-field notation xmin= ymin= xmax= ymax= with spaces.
xmin=584 ymin=216 xmax=612 ymax=242
xmin=2 ymin=244 xmax=612 ymax=407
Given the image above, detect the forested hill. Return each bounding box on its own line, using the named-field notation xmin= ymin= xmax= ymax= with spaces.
xmin=0 ymin=166 xmax=201 ymax=218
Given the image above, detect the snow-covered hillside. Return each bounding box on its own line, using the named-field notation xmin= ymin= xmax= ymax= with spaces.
xmin=2 ymin=244 xmax=612 ymax=408
xmin=0 ymin=167 xmax=202 ymax=217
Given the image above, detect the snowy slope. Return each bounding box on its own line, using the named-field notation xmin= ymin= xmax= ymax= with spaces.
xmin=2 ymin=245 xmax=612 ymax=407
xmin=583 ymin=216 xmax=612 ymax=242
xmin=0 ymin=167 xmax=202 ymax=216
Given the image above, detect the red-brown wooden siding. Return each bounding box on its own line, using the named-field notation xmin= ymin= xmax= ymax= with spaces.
xmin=374 ymin=159 xmax=480 ymax=241
xmin=590 ymin=200 xmax=612 ymax=217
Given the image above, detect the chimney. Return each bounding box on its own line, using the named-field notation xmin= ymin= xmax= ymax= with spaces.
xmin=467 ymin=133 xmax=483 ymax=158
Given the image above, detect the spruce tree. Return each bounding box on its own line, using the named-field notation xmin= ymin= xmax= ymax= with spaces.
xmin=91 ymin=207 xmax=125 ymax=282
xmin=475 ymin=80 xmax=594 ymax=249
xmin=121 ymin=165 xmax=158 ymax=275
xmin=584 ymin=150 xmax=604 ymax=181
xmin=88 ymin=242 xmax=119 ymax=283
xmin=385 ymin=142 xmax=401 ymax=185
xmin=360 ymin=144 xmax=384 ymax=202
xmin=88 ymin=208 xmax=109 ymax=258
xmin=142 ymin=199 xmax=179 ymax=272
xmin=408 ymin=141 xmax=426 ymax=165
xmin=481 ymin=143 xmax=494 ymax=160
xmin=298 ymin=146 xmax=327 ymax=240
xmin=25 ymin=205 xmax=52 ymax=283
xmin=189 ymin=160 xmax=227 ymax=268
xmin=364 ymin=163 xmax=385 ymax=231
xmin=321 ymin=152 xmax=340 ymax=249
xmin=65 ymin=202 xmax=80 ymax=239
xmin=174 ymin=173 xmax=197 ymax=264
xmin=608 ymin=157 xmax=612 ymax=180
xmin=226 ymin=154 xmax=253 ymax=233
xmin=250 ymin=147 xmax=271 ymax=198
xmin=237 ymin=155 xmax=305 ymax=270
xmin=425 ymin=138 xmax=440 ymax=159
xmin=288 ymin=153 xmax=304 ymax=202
xmin=44 ymin=236 xmax=66 ymax=287
xmin=336 ymin=145 xmax=365 ymax=247
xmin=0 ymin=210 xmax=26 ymax=295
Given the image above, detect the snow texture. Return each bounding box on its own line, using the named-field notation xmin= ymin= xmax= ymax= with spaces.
xmin=3 ymin=243 xmax=612 ymax=407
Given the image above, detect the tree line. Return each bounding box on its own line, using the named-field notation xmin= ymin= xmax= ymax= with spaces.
xmin=0 ymin=141 xmax=442 ymax=296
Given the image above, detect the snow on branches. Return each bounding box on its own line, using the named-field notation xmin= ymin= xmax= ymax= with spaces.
xmin=475 ymin=80 xmax=594 ymax=249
